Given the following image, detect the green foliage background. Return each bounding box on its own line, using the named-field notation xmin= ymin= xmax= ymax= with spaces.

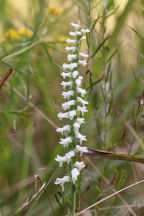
xmin=1 ymin=0 xmax=144 ymax=215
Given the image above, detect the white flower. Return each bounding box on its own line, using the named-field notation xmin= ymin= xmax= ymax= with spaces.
xmin=55 ymin=22 xmax=89 ymax=190
xmin=75 ymin=76 xmax=83 ymax=88
xmin=67 ymin=54 xmax=77 ymax=61
xmin=62 ymin=90 xmax=74 ymax=99
xmin=72 ymin=71 xmax=78 ymax=78
xmin=80 ymin=36 xmax=86 ymax=41
xmin=71 ymin=168 xmax=80 ymax=184
xmin=55 ymin=155 xmax=66 ymax=167
xmin=56 ymin=125 xmax=70 ymax=135
xmin=65 ymin=151 xmax=75 ymax=163
xmin=65 ymin=46 xmax=76 ymax=52
xmin=79 ymin=52 xmax=89 ymax=58
xmin=62 ymin=100 xmax=75 ymax=110
xmin=75 ymin=145 xmax=88 ymax=156
xmin=61 ymin=72 xmax=71 ymax=79
xmin=57 ymin=112 xmax=69 ymax=120
xmin=77 ymin=87 xmax=87 ymax=97
xmin=75 ymin=131 xmax=87 ymax=144
xmin=73 ymin=122 xmax=81 ymax=132
xmin=58 ymin=110 xmax=77 ymax=120
xmin=61 ymin=81 xmax=72 ymax=89
xmin=77 ymin=118 xmax=85 ymax=124
xmin=74 ymin=161 xmax=85 ymax=171
xmin=77 ymin=106 xmax=88 ymax=115
xmin=69 ymin=31 xmax=82 ymax=36
xmin=82 ymin=29 xmax=90 ymax=33
xmin=62 ymin=63 xmax=77 ymax=70
xmin=55 ymin=151 xmax=75 ymax=167
xmin=77 ymin=96 xmax=88 ymax=106
xmin=79 ymin=60 xmax=87 ymax=66
xmin=71 ymin=22 xmax=80 ymax=29
xmin=55 ymin=176 xmax=70 ymax=192
xmin=66 ymin=38 xmax=76 ymax=44
xmin=68 ymin=110 xmax=77 ymax=120
xmin=59 ymin=137 xmax=72 ymax=148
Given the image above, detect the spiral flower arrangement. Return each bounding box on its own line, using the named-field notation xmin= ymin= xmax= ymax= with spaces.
xmin=55 ymin=22 xmax=90 ymax=195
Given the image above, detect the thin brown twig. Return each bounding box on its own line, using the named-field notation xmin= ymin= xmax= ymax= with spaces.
xmin=35 ymin=175 xmax=56 ymax=216
xmin=85 ymin=158 xmax=137 ymax=216
xmin=90 ymin=202 xmax=144 ymax=211
xmin=35 ymin=176 xmax=38 ymax=216
xmin=76 ymin=177 xmax=144 ymax=215
xmin=0 ymin=67 xmax=13 ymax=89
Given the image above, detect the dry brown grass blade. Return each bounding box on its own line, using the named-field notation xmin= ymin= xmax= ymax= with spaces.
xmin=0 ymin=67 xmax=13 ymax=89
xmin=83 ymin=149 xmax=144 ymax=164
xmin=76 ymin=171 xmax=144 ymax=215
xmin=85 ymin=158 xmax=137 ymax=216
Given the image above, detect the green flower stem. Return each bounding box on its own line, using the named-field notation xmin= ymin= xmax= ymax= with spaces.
xmin=72 ymin=186 xmax=76 ymax=216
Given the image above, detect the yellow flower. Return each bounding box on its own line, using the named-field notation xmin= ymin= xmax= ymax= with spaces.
xmin=4 ymin=28 xmax=33 ymax=41
xmin=48 ymin=5 xmax=62 ymax=16
xmin=4 ymin=29 xmax=20 ymax=40
xmin=18 ymin=28 xmax=33 ymax=37
xmin=59 ymin=36 xmax=67 ymax=42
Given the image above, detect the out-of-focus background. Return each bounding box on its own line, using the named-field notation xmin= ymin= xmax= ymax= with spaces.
xmin=1 ymin=0 xmax=144 ymax=215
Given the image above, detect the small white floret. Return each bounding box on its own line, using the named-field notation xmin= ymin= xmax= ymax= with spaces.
xmin=56 ymin=125 xmax=70 ymax=135
xmin=57 ymin=112 xmax=69 ymax=120
xmin=77 ymin=87 xmax=87 ymax=97
xmin=75 ymin=145 xmax=88 ymax=156
xmin=55 ymin=155 xmax=66 ymax=167
xmin=66 ymin=38 xmax=76 ymax=44
xmin=75 ymin=131 xmax=87 ymax=144
xmin=69 ymin=63 xmax=77 ymax=70
xmin=82 ymin=29 xmax=90 ymax=33
xmin=71 ymin=168 xmax=80 ymax=184
xmin=62 ymin=100 xmax=75 ymax=110
xmin=80 ymin=36 xmax=86 ymax=41
xmin=79 ymin=52 xmax=89 ymax=58
xmin=65 ymin=46 xmax=76 ymax=52
xmin=69 ymin=32 xmax=76 ymax=37
xmin=72 ymin=71 xmax=78 ymax=78
xmin=67 ymin=54 xmax=77 ymax=61
xmin=62 ymin=90 xmax=74 ymax=99
xmin=77 ymin=118 xmax=85 ymax=124
xmin=73 ymin=122 xmax=81 ymax=132
xmin=61 ymin=72 xmax=71 ymax=79
xmin=79 ymin=60 xmax=87 ymax=66
xmin=59 ymin=137 xmax=72 ymax=148
xmin=69 ymin=31 xmax=82 ymax=37
xmin=77 ymin=97 xmax=88 ymax=106
xmin=55 ymin=176 xmax=70 ymax=192
xmin=71 ymin=22 xmax=80 ymax=29
xmin=61 ymin=81 xmax=72 ymax=89
xmin=62 ymin=63 xmax=77 ymax=70
xmin=74 ymin=161 xmax=85 ymax=171
xmin=62 ymin=63 xmax=70 ymax=70
xmin=77 ymin=106 xmax=88 ymax=115
xmin=65 ymin=151 xmax=75 ymax=164
xmin=75 ymin=76 xmax=83 ymax=88
xmin=68 ymin=110 xmax=77 ymax=120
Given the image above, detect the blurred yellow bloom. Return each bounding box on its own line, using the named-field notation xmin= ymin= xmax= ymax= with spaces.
xmin=59 ymin=36 xmax=67 ymax=42
xmin=18 ymin=28 xmax=33 ymax=37
xmin=4 ymin=29 xmax=20 ymax=40
xmin=48 ymin=5 xmax=62 ymax=16
xmin=4 ymin=28 xmax=33 ymax=40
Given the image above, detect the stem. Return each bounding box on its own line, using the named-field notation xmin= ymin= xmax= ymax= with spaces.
xmin=72 ymin=186 xmax=76 ymax=216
